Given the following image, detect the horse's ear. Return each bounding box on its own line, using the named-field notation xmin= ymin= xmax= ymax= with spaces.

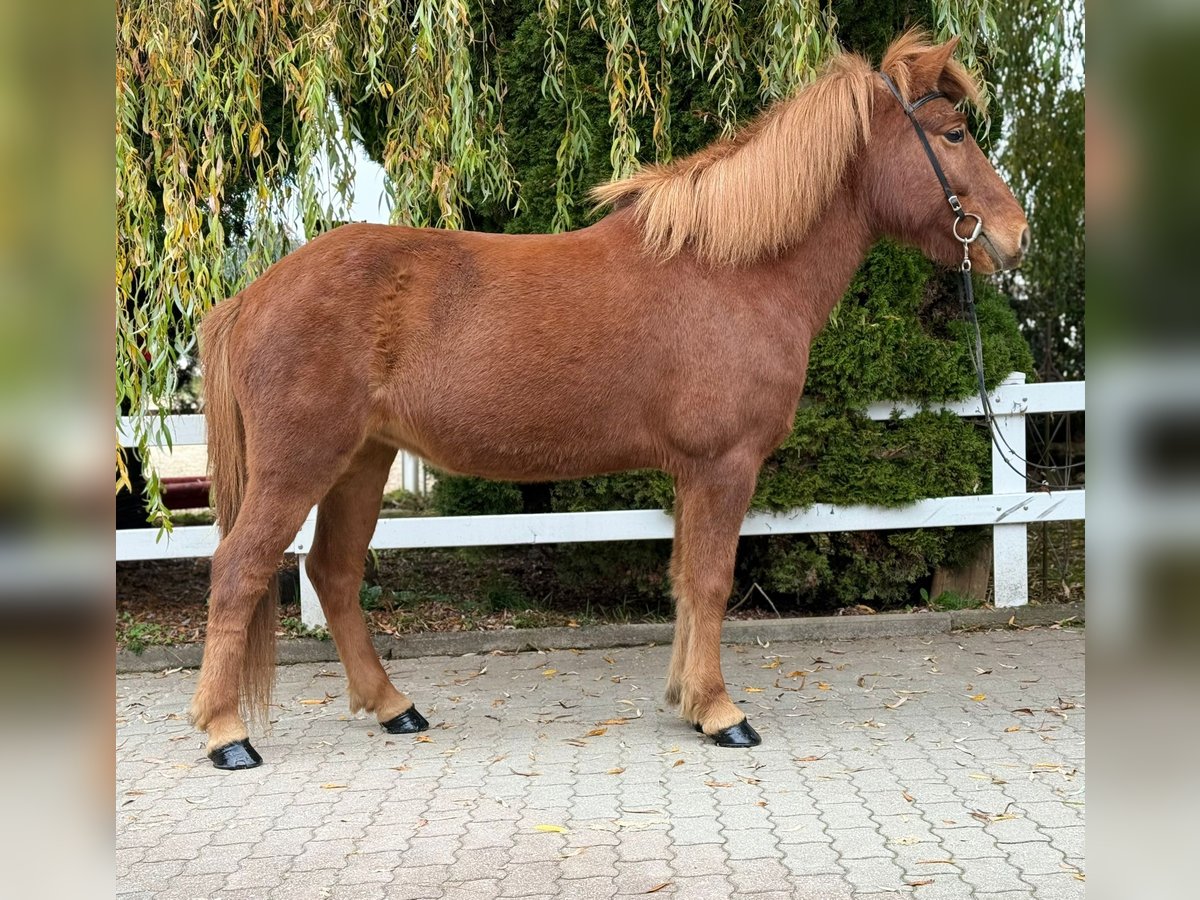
xmin=911 ymin=36 xmax=960 ymax=88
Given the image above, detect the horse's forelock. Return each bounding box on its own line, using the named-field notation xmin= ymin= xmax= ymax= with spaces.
xmin=880 ymin=29 xmax=985 ymax=111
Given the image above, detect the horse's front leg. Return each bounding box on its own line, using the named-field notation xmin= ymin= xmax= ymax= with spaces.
xmin=672 ymin=455 xmax=762 ymax=747
xmin=665 ymin=509 xmax=689 ymax=708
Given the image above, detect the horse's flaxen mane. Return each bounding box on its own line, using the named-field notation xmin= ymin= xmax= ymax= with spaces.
xmin=590 ymin=30 xmax=983 ymax=266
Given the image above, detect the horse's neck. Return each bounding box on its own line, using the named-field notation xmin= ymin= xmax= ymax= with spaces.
xmin=765 ymin=188 xmax=874 ymax=336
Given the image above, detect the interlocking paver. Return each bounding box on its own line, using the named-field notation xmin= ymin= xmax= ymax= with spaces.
xmin=611 ymin=858 xmax=675 ymax=894
xmin=667 ymin=841 xmax=731 ymax=877
xmin=959 ymin=854 xmax=1031 ymax=893
xmin=726 ymin=855 xmax=793 ymax=893
xmin=829 ymin=826 xmax=891 ymax=859
xmin=117 ymin=628 xmax=1085 ymax=898
xmin=667 ymin=874 xmax=737 ymax=899
xmin=723 ymin=827 xmax=781 ymax=860
xmin=840 ymin=855 xmax=909 ymax=894
xmin=1019 ymin=871 xmax=1088 ymax=898
xmin=1002 ymin=840 xmax=1069 ymax=877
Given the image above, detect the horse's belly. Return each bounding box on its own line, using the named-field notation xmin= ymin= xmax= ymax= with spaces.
xmin=375 ymin=385 xmax=661 ymax=482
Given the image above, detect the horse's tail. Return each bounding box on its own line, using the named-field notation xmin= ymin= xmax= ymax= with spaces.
xmin=200 ymin=295 xmax=276 ymax=724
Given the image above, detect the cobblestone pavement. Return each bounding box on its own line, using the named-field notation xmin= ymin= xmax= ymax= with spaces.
xmin=116 ymin=627 xmax=1085 ymax=899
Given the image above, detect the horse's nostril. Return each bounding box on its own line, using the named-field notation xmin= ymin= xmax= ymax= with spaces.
xmin=1019 ymin=227 xmax=1031 ymax=255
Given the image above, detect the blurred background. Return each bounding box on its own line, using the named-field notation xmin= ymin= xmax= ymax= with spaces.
xmin=0 ymin=0 xmax=113 ymax=896
xmin=1086 ymin=2 xmax=1200 ymax=898
xmin=0 ymin=0 xmax=1197 ymax=895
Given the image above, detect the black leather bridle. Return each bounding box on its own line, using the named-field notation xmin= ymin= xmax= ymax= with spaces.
xmin=879 ymin=72 xmax=982 ymax=274
xmin=878 ymin=72 xmax=1080 ymax=483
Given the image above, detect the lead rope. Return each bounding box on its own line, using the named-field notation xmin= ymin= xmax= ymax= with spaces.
xmin=879 ymin=72 xmax=1083 ymax=487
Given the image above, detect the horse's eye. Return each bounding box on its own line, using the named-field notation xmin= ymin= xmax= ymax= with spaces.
xmin=946 ymin=129 xmax=965 ymax=144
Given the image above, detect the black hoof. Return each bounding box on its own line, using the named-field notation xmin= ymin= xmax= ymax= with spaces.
xmin=208 ymin=738 xmax=263 ymax=770
xmin=697 ymin=718 xmax=762 ymax=748
xmin=381 ymin=706 xmax=429 ymax=734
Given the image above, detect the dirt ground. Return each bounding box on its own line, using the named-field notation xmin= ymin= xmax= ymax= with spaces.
xmin=115 ymin=547 xmax=795 ymax=652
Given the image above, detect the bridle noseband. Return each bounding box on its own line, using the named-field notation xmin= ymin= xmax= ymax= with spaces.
xmin=878 ymin=72 xmax=981 ymax=273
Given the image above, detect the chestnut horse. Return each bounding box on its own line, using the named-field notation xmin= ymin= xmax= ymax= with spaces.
xmin=193 ymin=32 xmax=1029 ymax=768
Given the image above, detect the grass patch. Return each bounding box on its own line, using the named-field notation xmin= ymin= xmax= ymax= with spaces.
xmin=170 ymin=509 xmax=215 ymax=526
xmin=117 ymin=611 xmax=171 ymax=654
xmin=923 ymin=588 xmax=986 ymax=611
xmin=280 ymin=617 xmax=330 ymax=640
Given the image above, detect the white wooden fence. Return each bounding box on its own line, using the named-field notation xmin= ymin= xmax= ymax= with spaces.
xmin=117 ymin=373 xmax=1085 ymax=627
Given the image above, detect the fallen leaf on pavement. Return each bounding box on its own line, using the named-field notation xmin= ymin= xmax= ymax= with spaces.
xmin=585 ymin=728 xmax=608 ymax=737
xmin=644 ymin=883 xmax=673 ymax=894
xmin=607 ymin=767 xmax=625 ymax=775
xmin=534 ymin=824 xmax=568 ymax=833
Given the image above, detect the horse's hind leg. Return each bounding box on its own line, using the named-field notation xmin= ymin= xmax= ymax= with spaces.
xmin=673 ymin=455 xmax=762 ymax=748
xmin=191 ymin=481 xmax=325 ymax=767
xmin=306 ymin=440 xmax=428 ymax=733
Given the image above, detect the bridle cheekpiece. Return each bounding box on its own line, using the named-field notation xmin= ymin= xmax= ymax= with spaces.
xmin=878 ymin=72 xmax=981 ymax=273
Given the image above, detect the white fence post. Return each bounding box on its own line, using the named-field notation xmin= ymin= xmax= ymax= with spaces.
xmin=292 ymin=508 xmax=326 ymax=629
xmin=401 ymin=452 xmax=422 ymax=495
xmin=297 ymin=559 xmax=325 ymax=629
xmin=992 ymin=372 xmax=1029 ymax=607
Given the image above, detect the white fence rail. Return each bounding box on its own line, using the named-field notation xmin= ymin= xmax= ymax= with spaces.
xmin=117 ymin=374 xmax=1085 ymax=626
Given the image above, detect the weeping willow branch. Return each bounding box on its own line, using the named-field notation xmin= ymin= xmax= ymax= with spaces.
xmin=758 ymin=1 xmax=838 ymax=101
xmin=541 ymin=0 xmax=594 ymax=230
xmin=115 ymin=0 xmax=1065 ymax=524
xmin=930 ymin=0 xmax=997 ymax=121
